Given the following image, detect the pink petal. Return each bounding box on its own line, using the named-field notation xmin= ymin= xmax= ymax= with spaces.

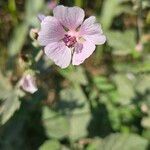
xmin=74 ymin=43 xmax=83 ymax=53
xmin=38 ymin=14 xmax=46 ymax=22
xmin=44 ymin=41 xmax=72 ymax=68
xmin=38 ymin=16 xmax=65 ymax=46
xmin=79 ymin=16 xmax=106 ymax=45
xmin=84 ymin=34 xmax=106 ymax=45
xmin=72 ymin=41 xmax=96 ymax=65
xmin=79 ymin=16 xmax=101 ymax=34
xmin=53 ymin=5 xmax=85 ymax=30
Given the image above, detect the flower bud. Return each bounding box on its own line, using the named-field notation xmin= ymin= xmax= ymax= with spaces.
xmin=48 ymin=0 xmax=57 ymax=10
xmin=135 ymin=42 xmax=143 ymax=52
xmin=20 ymin=74 xmax=38 ymax=94
xmin=29 ymin=28 xmax=39 ymax=40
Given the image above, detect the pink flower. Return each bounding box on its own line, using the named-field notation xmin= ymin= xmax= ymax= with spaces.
xmin=38 ymin=5 xmax=106 ymax=68
xmin=20 ymin=74 xmax=38 ymax=94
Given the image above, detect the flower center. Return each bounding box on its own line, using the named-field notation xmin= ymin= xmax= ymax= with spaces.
xmin=63 ymin=34 xmax=77 ymax=48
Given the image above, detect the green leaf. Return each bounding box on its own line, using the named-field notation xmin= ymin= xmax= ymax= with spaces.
xmin=114 ymin=61 xmax=150 ymax=74
xmin=87 ymin=133 xmax=149 ymax=150
xmin=59 ymin=85 xmax=89 ymax=115
xmin=75 ymin=0 xmax=83 ymax=7
xmin=59 ymin=67 xmax=88 ymax=85
xmin=8 ymin=0 xmax=16 ymax=13
xmin=60 ymin=86 xmax=91 ymax=140
xmin=42 ymin=107 xmax=69 ymax=139
xmin=25 ymin=0 xmax=44 ymax=26
xmin=0 ymin=73 xmax=12 ymax=98
xmin=142 ymin=129 xmax=150 ymax=141
xmin=135 ymin=75 xmax=150 ymax=94
xmin=8 ymin=0 xmax=45 ymax=57
xmin=101 ymin=133 xmax=149 ymax=150
xmin=0 ymin=73 xmax=22 ymax=124
xmin=106 ymin=30 xmax=136 ymax=55
xmin=42 ymin=86 xmax=91 ymax=140
xmin=100 ymin=0 xmax=122 ymax=29
xmin=86 ymin=138 xmax=103 ymax=150
xmin=141 ymin=117 xmax=150 ymax=129
xmin=69 ymin=111 xmax=91 ymax=140
xmin=112 ymin=74 xmax=135 ymax=105
xmin=0 ymin=91 xmax=21 ymax=124
xmin=93 ymin=76 xmax=114 ymax=92
xmin=8 ymin=23 xmax=28 ymax=56
xmin=39 ymin=140 xmax=61 ymax=150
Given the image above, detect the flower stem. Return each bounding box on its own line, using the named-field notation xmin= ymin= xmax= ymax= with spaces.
xmin=35 ymin=50 xmax=43 ymax=62
xmin=137 ymin=0 xmax=143 ymax=43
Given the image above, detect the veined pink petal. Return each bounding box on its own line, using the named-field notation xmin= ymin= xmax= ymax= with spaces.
xmin=38 ymin=16 xmax=65 ymax=46
xmin=72 ymin=41 xmax=96 ymax=65
xmin=79 ymin=16 xmax=102 ymax=35
xmin=44 ymin=41 xmax=72 ymax=68
xmin=53 ymin=5 xmax=85 ymax=30
xmin=79 ymin=16 xmax=106 ymax=45
xmin=74 ymin=42 xmax=83 ymax=53
xmin=83 ymin=34 xmax=106 ymax=45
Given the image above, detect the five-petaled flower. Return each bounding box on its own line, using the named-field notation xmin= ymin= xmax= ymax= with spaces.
xmin=38 ymin=5 xmax=106 ymax=68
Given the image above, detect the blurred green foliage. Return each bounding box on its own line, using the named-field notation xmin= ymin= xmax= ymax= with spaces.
xmin=0 ymin=0 xmax=150 ymax=149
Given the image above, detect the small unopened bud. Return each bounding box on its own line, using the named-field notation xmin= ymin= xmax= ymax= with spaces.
xmin=48 ymin=0 xmax=57 ymax=10
xmin=19 ymin=74 xmax=38 ymax=94
xmin=133 ymin=5 xmax=139 ymax=11
xmin=141 ymin=104 xmax=148 ymax=113
xmin=135 ymin=42 xmax=143 ymax=52
xmin=30 ymin=28 xmax=39 ymax=40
